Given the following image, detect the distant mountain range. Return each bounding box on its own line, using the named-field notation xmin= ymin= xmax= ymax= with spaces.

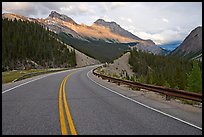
xmin=2 ymin=11 xmax=202 ymax=62
xmin=43 ymin=11 xmax=154 ymax=45
xmin=169 ymin=26 xmax=202 ymax=61
xmin=159 ymin=41 xmax=181 ymax=51
xmin=2 ymin=11 xmax=165 ymax=58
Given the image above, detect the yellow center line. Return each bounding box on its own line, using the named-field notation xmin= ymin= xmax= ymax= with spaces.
xmin=59 ymin=71 xmax=77 ymax=135
xmin=63 ymin=76 xmax=77 ymax=135
xmin=59 ymin=78 xmax=68 ymax=135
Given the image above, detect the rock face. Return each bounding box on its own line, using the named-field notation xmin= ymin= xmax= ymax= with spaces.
xmin=48 ymin=11 xmax=77 ymax=24
xmin=94 ymin=19 xmax=156 ymax=46
xmin=94 ymin=19 xmax=142 ymax=40
xmin=131 ymin=43 xmax=165 ymax=55
xmin=170 ymin=26 xmax=202 ymax=60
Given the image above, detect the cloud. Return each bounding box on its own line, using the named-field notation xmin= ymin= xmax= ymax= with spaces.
xmin=111 ymin=2 xmax=126 ymax=9
xmin=127 ymin=18 xmax=132 ymax=23
xmin=97 ymin=2 xmax=110 ymax=13
xmin=123 ymin=24 xmax=185 ymax=45
xmin=2 ymin=2 xmax=54 ymax=18
xmin=101 ymin=15 xmax=112 ymax=22
xmin=120 ymin=17 xmax=133 ymax=24
xmin=79 ymin=4 xmax=89 ymax=12
xmin=3 ymin=2 xmax=36 ymax=16
xmin=162 ymin=18 xmax=169 ymax=23
xmin=2 ymin=2 xmax=202 ymax=45
xmin=133 ymin=29 xmax=185 ymax=45
xmin=97 ymin=2 xmax=126 ymax=13
xmin=2 ymin=2 xmax=96 ymax=18
xmin=134 ymin=31 xmax=164 ymax=45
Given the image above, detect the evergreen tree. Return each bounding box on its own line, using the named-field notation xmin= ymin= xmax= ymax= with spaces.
xmin=2 ymin=18 xmax=76 ymax=71
xmin=146 ymin=66 xmax=153 ymax=84
xmin=186 ymin=61 xmax=202 ymax=93
xmin=128 ymin=47 xmax=202 ymax=92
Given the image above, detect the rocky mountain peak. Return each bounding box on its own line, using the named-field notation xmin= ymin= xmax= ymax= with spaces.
xmin=48 ymin=11 xmax=76 ymax=24
xmin=94 ymin=18 xmax=142 ymax=41
xmin=49 ymin=11 xmax=60 ymax=18
xmin=94 ymin=19 xmax=105 ymax=23
xmin=94 ymin=19 xmax=119 ymax=28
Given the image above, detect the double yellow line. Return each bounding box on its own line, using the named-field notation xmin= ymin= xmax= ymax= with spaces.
xmin=59 ymin=71 xmax=77 ymax=135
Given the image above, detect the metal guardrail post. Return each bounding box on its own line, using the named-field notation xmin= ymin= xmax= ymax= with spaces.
xmin=165 ymin=95 xmax=171 ymax=101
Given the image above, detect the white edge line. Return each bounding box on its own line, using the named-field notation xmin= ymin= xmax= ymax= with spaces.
xmin=87 ymin=70 xmax=202 ymax=131
xmin=2 ymin=65 xmax=100 ymax=94
xmin=2 ymin=67 xmax=87 ymax=94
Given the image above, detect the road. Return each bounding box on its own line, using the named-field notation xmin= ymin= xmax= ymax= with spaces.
xmin=2 ymin=65 xmax=202 ymax=135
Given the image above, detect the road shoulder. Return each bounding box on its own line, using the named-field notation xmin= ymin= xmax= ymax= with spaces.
xmin=88 ymin=69 xmax=202 ymax=128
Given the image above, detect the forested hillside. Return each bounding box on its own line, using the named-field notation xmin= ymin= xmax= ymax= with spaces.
xmin=129 ymin=48 xmax=202 ymax=93
xmin=2 ymin=18 xmax=76 ymax=71
xmin=58 ymin=32 xmax=131 ymax=63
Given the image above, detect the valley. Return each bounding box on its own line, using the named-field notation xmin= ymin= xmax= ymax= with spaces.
xmin=2 ymin=11 xmax=202 ymax=93
xmin=2 ymin=2 xmax=202 ymax=135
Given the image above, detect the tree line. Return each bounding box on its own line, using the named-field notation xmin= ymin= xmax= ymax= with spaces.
xmin=58 ymin=32 xmax=130 ymax=63
xmin=128 ymin=48 xmax=202 ymax=93
xmin=2 ymin=18 xmax=76 ymax=71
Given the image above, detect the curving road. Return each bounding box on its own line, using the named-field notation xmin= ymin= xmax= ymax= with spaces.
xmin=2 ymin=65 xmax=202 ymax=135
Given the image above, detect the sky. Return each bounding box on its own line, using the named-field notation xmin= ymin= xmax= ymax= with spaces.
xmin=2 ymin=2 xmax=202 ymax=46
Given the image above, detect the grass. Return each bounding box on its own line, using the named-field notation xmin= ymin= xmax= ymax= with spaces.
xmin=2 ymin=68 xmax=68 ymax=84
xmin=2 ymin=70 xmax=24 ymax=84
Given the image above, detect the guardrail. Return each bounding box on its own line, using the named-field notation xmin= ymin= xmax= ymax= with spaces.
xmin=92 ymin=66 xmax=202 ymax=102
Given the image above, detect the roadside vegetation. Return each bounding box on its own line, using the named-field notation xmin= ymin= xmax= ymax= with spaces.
xmin=2 ymin=68 xmax=69 ymax=84
xmin=128 ymin=48 xmax=202 ymax=93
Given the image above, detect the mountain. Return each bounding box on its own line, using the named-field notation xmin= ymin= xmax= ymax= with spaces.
xmin=94 ymin=19 xmax=142 ymax=41
xmin=1 ymin=12 xmax=156 ymax=47
xmin=48 ymin=11 xmax=77 ymax=24
xmin=2 ymin=11 xmax=164 ymax=62
xmin=2 ymin=18 xmax=76 ymax=71
xmin=36 ymin=11 xmax=135 ymax=43
xmin=159 ymin=41 xmax=181 ymax=51
xmin=2 ymin=13 xmax=36 ymax=22
xmin=58 ymin=32 xmax=131 ymax=63
xmin=37 ymin=11 xmax=158 ymax=44
xmin=169 ymin=26 xmax=202 ymax=61
xmin=93 ymin=19 xmax=156 ymax=47
xmin=134 ymin=43 xmax=168 ymax=55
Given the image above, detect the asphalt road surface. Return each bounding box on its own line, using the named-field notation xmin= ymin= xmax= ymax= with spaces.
xmin=2 ymin=65 xmax=202 ymax=135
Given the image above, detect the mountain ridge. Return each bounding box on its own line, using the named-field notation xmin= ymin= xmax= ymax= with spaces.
xmin=2 ymin=11 xmax=167 ymax=56
xmin=94 ymin=18 xmax=142 ymax=41
xmin=2 ymin=11 xmax=156 ymax=45
xmin=48 ymin=11 xmax=77 ymax=25
xmin=169 ymin=26 xmax=202 ymax=61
